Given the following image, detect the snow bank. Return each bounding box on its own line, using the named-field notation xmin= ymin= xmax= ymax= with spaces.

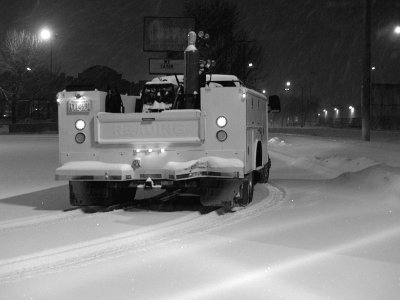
xmin=268 ymin=137 xmax=289 ymax=145
xmin=313 ymin=155 xmax=378 ymax=174
xmin=332 ymin=164 xmax=400 ymax=195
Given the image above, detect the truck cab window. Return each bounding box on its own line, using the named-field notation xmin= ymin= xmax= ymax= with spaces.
xmin=136 ymin=84 xmax=176 ymax=112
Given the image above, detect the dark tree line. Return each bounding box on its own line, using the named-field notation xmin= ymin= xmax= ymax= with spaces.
xmin=0 ymin=30 xmax=132 ymax=123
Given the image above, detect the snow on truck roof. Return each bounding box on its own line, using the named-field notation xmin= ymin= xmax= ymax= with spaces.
xmin=146 ymin=74 xmax=267 ymax=99
xmin=147 ymin=74 xmax=242 ymax=86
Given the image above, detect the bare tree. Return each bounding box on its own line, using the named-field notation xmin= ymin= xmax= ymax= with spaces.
xmin=0 ymin=30 xmax=42 ymax=123
xmin=184 ymin=0 xmax=267 ymax=86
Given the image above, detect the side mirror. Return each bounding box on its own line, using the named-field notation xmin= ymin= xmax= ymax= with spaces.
xmin=268 ymin=95 xmax=281 ymax=113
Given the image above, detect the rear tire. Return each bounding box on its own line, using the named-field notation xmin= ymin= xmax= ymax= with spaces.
xmin=236 ymin=172 xmax=254 ymax=207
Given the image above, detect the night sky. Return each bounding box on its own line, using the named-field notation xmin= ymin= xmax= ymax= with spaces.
xmin=1 ymin=0 xmax=400 ymax=106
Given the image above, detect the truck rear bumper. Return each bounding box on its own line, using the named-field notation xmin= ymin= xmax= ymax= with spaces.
xmin=56 ymin=156 xmax=244 ymax=181
xmin=55 ymin=161 xmax=134 ymax=181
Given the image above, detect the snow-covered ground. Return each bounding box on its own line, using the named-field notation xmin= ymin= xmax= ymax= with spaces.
xmin=1 ymin=130 xmax=400 ymax=299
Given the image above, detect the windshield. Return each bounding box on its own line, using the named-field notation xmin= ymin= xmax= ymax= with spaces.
xmin=140 ymin=84 xmax=176 ymax=112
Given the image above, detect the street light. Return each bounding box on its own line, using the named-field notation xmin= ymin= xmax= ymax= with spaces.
xmin=349 ymin=105 xmax=355 ymax=118
xmin=40 ymin=28 xmax=52 ymax=40
xmin=39 ymin=28 xmax=53 ymax=73
xmin=394 ymin=25 xmax=400 ymax=35
xmin=284 ymin=81 xmax=291 ymax=92
xmin=334 ymin=107 xmax=339 ymax=118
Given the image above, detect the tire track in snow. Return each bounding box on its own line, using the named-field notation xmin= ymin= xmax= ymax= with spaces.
xmin=0 ymin=184 xmax=284 ymax=283
xmin=0 ymin=209 xmax=84 ymax=233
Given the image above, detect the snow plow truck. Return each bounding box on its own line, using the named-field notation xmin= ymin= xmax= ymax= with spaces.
xmin=55 ymin=31 xmax=281 ymax=208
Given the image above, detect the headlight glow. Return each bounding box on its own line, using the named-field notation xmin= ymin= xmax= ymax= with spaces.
xmin=75 ymin=119 xmax=85 ymax=130
xmin=216 ymin=116 xmax=227 ymax=128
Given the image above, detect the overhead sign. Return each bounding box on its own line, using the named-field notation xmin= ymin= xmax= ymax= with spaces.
xmin=149 ymin=59 xmax=185 ymax=74
xmin=143 ymin=17 xmax=195 ymax=52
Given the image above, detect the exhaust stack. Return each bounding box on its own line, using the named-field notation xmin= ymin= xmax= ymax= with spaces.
xmin=183 ymin=31 xmax=200 ymax=109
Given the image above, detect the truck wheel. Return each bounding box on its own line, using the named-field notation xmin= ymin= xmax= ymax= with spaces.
xmin=237 ymin=172 xmax=254 ymax=206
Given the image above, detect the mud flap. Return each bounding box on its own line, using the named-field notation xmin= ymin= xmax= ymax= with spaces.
xmin=235 ymin=172 xmax=254 ymax=207
xmin=199 ymin=178 xmax=242 ymax=207
xmin=257 ymin=158 xmax=271 ymax=184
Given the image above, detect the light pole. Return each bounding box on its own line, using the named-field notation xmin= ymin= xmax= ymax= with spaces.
xmin=240 ymin=40 xmax=255 ymax=83
xmin=361 ymin=0 xmax=371 ymax=141
xmin=39 ymin=28 xmax=53 ymax=74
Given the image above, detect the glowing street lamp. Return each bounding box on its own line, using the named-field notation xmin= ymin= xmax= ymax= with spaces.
xmin=394 ymin=25 xmax=400 ymax=35
xmin=39 ymin=28 xmax=54 ymax=73
xmin=334 ymin=107 xmax=340 ymax=118
xmin=284 ymin=81 xmax=291 ymax=92
xmin=40 ymin=28 xmax=52 ymax=40
xmin=248 ymin=62 xmax=253 ymax=68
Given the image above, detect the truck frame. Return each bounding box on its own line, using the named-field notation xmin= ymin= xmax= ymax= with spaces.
xmin=55 ymin=32 xmax=280 ymax=208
